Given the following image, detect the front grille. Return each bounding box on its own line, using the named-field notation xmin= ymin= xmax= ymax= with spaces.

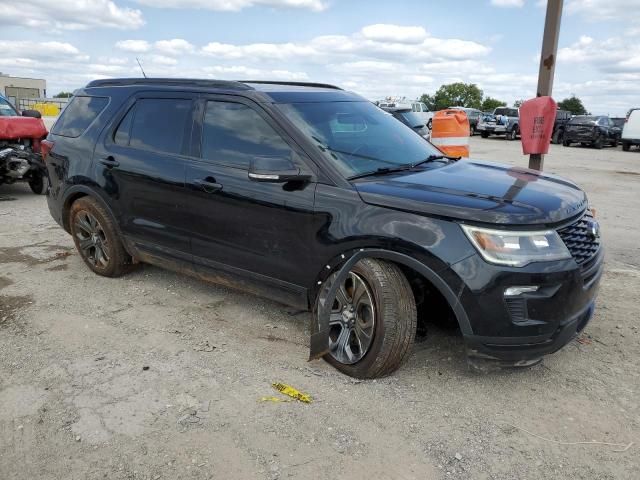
xmin=557 ymin=212 xmax=601 ymax=266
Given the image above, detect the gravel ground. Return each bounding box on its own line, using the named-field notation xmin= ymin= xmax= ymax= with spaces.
xmin=1 ymin=137 xmax=639 ymax=479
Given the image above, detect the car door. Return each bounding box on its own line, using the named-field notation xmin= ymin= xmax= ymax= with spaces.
xmin=93 ymin=92 xmax=196 ymax=261
xmin=182 ymin=96 xmax=318 ymax=307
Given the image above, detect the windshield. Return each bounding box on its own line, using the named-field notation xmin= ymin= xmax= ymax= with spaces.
xmin=277 ymin=101 xmax=441 ymax=178
xmin=0 ymin=97 xmax=19 ymax=117
xmin=397 ymin=111 xmax=424 ymax=128
xmin=569 ymin=116 xmax=598 ymax=124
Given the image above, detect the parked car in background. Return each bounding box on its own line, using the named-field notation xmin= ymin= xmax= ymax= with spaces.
xmin=377 ymin=98 xmax=434 ymax=131
xmin=379 ymin=106 xmax=430 ymax=139
xmin=611 ymin=117 xmax=625 ymax=129
xmin=448 ymin=107 xmax=482 ymax=135
xmin=44 ymin=78 xmax=602 ymax=378
xmin=477 ymin=107 xmax=520 ymax=140
xmin=622 ymin=108 xmax=640 ymax=151
xmin=551 ymin=110 xmax=572 ymax=144
xmin=563 ymin=115 xmax=620 ymax=149
xmin=411 ymin=101 xmax=434 ymax=129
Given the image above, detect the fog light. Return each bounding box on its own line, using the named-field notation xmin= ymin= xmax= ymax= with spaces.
xmin=504 ymin=286 xmax=539 ymax=296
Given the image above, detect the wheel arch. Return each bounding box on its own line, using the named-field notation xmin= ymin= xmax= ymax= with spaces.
xmin=309 ymin=248 xmax=472 ymax=359
xmin=61 ymin=185 xmax=122 ymax=237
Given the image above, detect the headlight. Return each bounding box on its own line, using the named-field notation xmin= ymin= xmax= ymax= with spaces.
xmin=461 ymin=225 xmax=571 ymax=267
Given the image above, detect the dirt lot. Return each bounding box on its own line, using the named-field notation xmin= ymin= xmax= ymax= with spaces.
xmin=1 ymin=137 xmax=639 ymax=479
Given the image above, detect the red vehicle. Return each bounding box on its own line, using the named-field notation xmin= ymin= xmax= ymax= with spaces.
xmin=0 ymin=94 xmax=49 ymax=194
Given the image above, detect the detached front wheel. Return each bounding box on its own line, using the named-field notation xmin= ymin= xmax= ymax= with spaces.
xmin=319 ymin=259 xmax=417 ymax=378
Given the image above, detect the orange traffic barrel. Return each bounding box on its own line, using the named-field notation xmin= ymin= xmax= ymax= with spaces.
xmin=431 ymin=109 xmax=470 ymax=157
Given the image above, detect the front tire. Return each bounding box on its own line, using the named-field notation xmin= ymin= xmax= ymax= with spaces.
xmin=319 ymin=259 xmax=417 ymax=378
xmin=28 ymin=172 xmax=49 ymax=195
xmin=623 ymin=141 xmax=631 ymax=151
xmin=507 ymin=126 xmax=519 ymax=141
xmin=69 ymin=197 xmax=131 ymax=277
xmin=481 ymin=132 xmax=489 ymax=138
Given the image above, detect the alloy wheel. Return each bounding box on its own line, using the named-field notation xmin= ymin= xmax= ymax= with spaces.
xmin=74 ymin=211 xmax=110 ymax=268
xmin=327 ymin=272 xmax=376 ymax=364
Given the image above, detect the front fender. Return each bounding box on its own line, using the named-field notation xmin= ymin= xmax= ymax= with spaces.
xmin=309 ymin=248 xmax=472 ymax=360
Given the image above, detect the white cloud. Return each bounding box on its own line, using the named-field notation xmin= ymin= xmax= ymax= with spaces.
xmin=360 ymin=24 xmax=428 ymax=44
xmin=2 ymin=0 xmax=144 ymax=31
xmin=566 ymin=0 xmax=640 ymax=23
xmin=0 ymin=41 xmax=84 ymax=59
xmin=147 ymin=55 xmax=179 ymax=66
xmin=154 ymin=39 xmax=195 ymax=56
xmin=201 ymin=65 xmax=309 ymax=80
xmin=490 ymin=0 xmax=525 ymax=7
xmin=200 ymin=25 xmax=491 ymax=62
xmin=134 ymin=0 xmax=326 ymax=11
xmin=115 ymin=40 xmax=152 ymax=53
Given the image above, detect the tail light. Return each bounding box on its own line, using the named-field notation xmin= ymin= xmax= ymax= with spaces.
xmin=41 ymin=139 xmax=54 ymax=162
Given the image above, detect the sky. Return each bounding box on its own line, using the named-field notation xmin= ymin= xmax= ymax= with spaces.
xmin=1 ymin=0 xmax=639 ymax=116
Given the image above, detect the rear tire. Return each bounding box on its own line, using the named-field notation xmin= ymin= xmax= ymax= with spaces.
xmin=69 ymin=197 xmax=132 ymax=277
xmin=481 ymin=132 xmax=489 ymax=138
xmin=623 ymin=141 xmax=631 ymax=152
xmin=319 ymin=259 xmax=417 ymax=378
xmin=563 ymin=139 xmax=571 ymax=147
xmin=507 ymin=126 xmax=519 ymax=141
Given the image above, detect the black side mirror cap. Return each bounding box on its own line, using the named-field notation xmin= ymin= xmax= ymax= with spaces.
xmin=21 ymin=109 xmax=42 ymax=119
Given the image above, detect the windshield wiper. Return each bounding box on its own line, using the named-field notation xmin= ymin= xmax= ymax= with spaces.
xmin=347 ymin=165 xmax=416 ymax=181
xmin=411 ymin=154 xmax=461 ymax=167
xmin=347 ymin=155 xmax=461 ymax=181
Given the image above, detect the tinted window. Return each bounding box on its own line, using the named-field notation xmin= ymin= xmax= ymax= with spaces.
xmin=201 ymin=101 xmax=291 ymax=168
xmin=494 ymin=108 xmax=518 ymax=117
xmin=129 ymin=99 xmax=192 ymax=154
xmin=52 ymin=96 xmax=108 ymax=137
xmin=114 ymin=106 xmax=134 ymax=145
xmin=0 ymin=97 xmax=18 ymax=117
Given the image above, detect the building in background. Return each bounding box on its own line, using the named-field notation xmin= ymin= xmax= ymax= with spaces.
xmin=0 ymin=73 xmax=47 ymax=107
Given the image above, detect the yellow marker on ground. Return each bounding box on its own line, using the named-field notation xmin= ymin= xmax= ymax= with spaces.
xmin=272 ymin=383 xmax=313 ymax=403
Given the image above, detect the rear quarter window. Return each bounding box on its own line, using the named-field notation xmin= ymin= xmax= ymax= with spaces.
xmin=51 ymin=96 xmax=108 ymax=138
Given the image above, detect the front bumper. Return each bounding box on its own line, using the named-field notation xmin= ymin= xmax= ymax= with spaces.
xmin=450 ymin=247 xmax=603 ymax=366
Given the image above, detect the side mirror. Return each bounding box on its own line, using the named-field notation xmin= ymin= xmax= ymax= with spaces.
xmin=248 ymin=155 xmax=311 ymax=183
xmin=22 ymin=109 xmax=42 ymax=119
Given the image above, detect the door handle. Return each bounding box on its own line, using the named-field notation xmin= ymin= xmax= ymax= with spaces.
xmin=195 ymin=176 xmax=223 ymax=193
xmin=99 ymin=156 xmax=120 ymax=168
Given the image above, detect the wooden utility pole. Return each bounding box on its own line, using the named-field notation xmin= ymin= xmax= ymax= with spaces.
xmin=529 ymin=0 xmax=563 ymax=171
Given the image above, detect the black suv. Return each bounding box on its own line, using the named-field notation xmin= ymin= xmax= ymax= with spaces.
xmin=563 ymin=115 xmax=621 ymax=148
xmin=44 ymin=79 xmax=603 ymax=378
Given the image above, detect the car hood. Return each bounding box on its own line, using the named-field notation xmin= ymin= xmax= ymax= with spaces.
xmin=354 ymin=159 xmax=587 ymax=225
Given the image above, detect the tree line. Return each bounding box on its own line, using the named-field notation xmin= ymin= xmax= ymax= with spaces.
xmin=419 ymin=82 xmax=588 ymax=115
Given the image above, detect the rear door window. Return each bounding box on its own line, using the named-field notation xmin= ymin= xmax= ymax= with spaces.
xmin=127 ymin=98 xmax=192 ymax=155
xmin=51 ymin=96 xmax=108 ymax=137
xmin=201 ymin=101 xmax=292 ymax=169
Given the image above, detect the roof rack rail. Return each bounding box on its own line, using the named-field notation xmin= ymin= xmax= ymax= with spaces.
xmin=239 ymin=80 xmax=342 ymax=90
xmin=85 ymin=78 xmax=253 ymax=90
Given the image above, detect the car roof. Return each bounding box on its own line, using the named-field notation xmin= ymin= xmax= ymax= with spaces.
xmin=82 ymin=78 xmax=366 ymax=103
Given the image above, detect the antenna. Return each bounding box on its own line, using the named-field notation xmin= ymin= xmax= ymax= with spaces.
xmin=135 ymin=57 xmax=147 ymax=78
